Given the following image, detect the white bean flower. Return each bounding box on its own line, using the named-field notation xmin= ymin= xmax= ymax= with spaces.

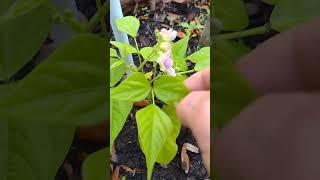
xmin=160 ymin=28 xmax=177 ymax=42
xmin=157 ymin=50 xmax=176 ymax=77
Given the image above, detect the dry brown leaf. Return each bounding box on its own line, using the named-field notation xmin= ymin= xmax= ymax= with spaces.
xmin=184 ymin=143 xmax=199 ymax=153
xmin=181 ymin=144 xmax=190 ymax=174
xmin=177 ymin=31 xmax=186 ymax=38
xmin=119 ymin=165 xmax=144 ymax=175
xmin=111 ymin=166 xmax=120 ymax=180
xmin=134 ymin=99 xmax=149 ymax=107
xmin=139 ymin=16 xmax=149 ymax=20
xmin=111 ymin=145 xmax=118 ymax=163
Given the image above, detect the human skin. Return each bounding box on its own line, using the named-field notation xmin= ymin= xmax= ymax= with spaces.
xmin=176 ymin=68 xmax=210 ymax=172
xmin=214 ymin=18 xmax=320 ymax=180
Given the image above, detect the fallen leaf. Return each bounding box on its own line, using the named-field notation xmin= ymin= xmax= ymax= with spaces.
xmin=119 ymin=165 xmax=144 ymax=175
xmin=177 ymin=31 xmax=186 ymax=38
xmin=111 ymin=166 xmax=120 ymax=180
xmin=181 ymin=144 xmax=190 ymax=174
xmin=139 ymin=16 xmax=149 ymax=20
xmin=134 ymin=99 xmax=149 ymax=107
xmin=63 ymin=161 xmax=73 ymax=179
xmin=111 ymin=145 xmax=118 ymax=163
xmin=184 ymin=143 xmax=199 ymax=153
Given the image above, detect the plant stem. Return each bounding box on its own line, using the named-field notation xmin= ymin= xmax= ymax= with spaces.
xmin=214 ymin=25 xmax=269 ymax=40
xmin=151 ymin=89 xmax=155 ymax=104
xmin=95 ymin=0 xmax=108 ymax=37
xmin=87 ymin=1 xmax=108 ymax=32
xmin=137 ymin=50 xmax=157 ymax=71
xmin=153 ymin=62 xmax=157 ymax=78
xmin=177 ymin=69 xmax=196 ymax=75
xmin=134 ymin=38 xmax=142 ymax=64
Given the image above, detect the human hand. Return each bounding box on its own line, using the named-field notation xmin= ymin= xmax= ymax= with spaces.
xmin=176 ymin=68 xmax=210 ymax=172
xmin=214 ymin=18 xmax=320 ymax=180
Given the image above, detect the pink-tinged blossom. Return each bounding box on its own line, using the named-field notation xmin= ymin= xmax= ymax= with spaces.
xmin=160 ymin=28 xmax=177 ymax=42
xmin=157 ymin=50 xmax=176 ymax=77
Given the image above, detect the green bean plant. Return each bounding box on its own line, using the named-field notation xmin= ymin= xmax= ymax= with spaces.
xmin=110 ymin=16 xmax=210 ymax=179
xmin=0 ymin=0 xmax=108 ymax=180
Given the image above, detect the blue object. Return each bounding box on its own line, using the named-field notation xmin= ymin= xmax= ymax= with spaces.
xmin=110 ymin=0 xmax=135 ymax=74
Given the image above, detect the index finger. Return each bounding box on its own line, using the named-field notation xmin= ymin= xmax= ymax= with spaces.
xmin=184 ymin=68 xmax=210 ymax=91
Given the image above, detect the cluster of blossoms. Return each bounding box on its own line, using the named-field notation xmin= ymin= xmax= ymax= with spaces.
xmin=156 ymin=28 xmax=177 ymax=76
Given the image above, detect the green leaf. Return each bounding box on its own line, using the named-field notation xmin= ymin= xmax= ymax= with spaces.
xmin=263 ymin=0 xmax=279 ymax=5
xmin=136 ymin=104 xmax=174 ymax=180
xmin=0 ymin=3 xmax=53 ymax=80
xmin=0 ymin=0 xmax=15 ymax=15
xmin=188 ymin=47 xmax=210 ymax=71
xmin=115 ymin=16 xmax=140 ymax=37
xmin=140 ymin=47 xmax=159 ymax=62
xmin=0 ymin=34 xmax=107 ymax=126
xmin=214 ymin=0 xmax=249 ymax=31
xmin=111 ymin=72 xmax=151 ymax=101
xmin=1 ymin=0 xmax=47 ymax=19
xmin=110 ymin=99 xmax=132 ymax=150
xmin=110 ymin=57 xmax=126 ymax=87
xmin=172 ymin=36 xmax=189 ymax=71
xmin=110 ymin=41 xmax=137 ymax=58
xmin=154 ymin=75 xmax=189 ymax=104
xmin=156 ymin=105 xmax=181 ymax=164
xmin=187 ymin=47 xmax=210 ymax=63
xmin=0 ymin=121 xmax=75 ymax=180
xmin=270 ymin=0 xmax=320 ymax=31
xmin=110 ymin=48 xmax=119 ymax=58
xmin=82 ymin=148 xmax=108 ymax=180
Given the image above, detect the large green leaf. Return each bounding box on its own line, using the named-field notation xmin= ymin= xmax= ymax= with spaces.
xmin=110 ymin=57 xmax=126 ymax=87
xmin=271 ymin=0 xmax=320 ymax=31
xmin=0 ymin=0 xmax=15 ymax=15
xmin=1 ymin=0 xmax=47 ymax=19
xmin=156 ymin=105 xmax=181 ymax=164
xmin=110 ymin=99 xmax=132 ymax=150
xmin=214 ymin=0 xmax=249 ymax=31
xmin=82 ymin=148 xmax=108 ymax=180
xmin=110 ymin=41 xmax=137 ymax=58
xmin=187 ymin=47 xmax=210 ymax=71
xmin=111 ymin=72 xmax=151 ymax=101
xmin=172 ymin=36 xmax=189 ymax=71
xmin=0 ymin=34 xmax=107 ymax=126
xmin=154 ymin=75 xmax=189 ymax=104
xmin=0 ymin=121 xmax=75 ymax=180
xmin=139 ymin=47 xmax=159 ymax=62
xmin=136 ymin=104 xmax=174 ymax=180
xmin=115 ymin=16 xmax=140 ymax=37
xmin=0 ymin=3 xmax=53 ymax=80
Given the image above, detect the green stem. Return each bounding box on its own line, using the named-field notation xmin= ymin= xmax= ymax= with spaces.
xmin=87 ymin=1 xmax=108 ymax=32
xmin=134 ymin=38 xmax=142 ymax=64
xmin=153 ymin=62 xmax=157 ymax=79
xmin=137 ymin=50 xmax=157 ymax=71
xmin=95 ymin=0 xmax=108 ymax=37
xmin=177 ymin=69 xmax=196 ymax=75
xmin=214 ymin=25 xmax=269 ymax=40
xmin=151 ymin=89 xmax=155 ymax=104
